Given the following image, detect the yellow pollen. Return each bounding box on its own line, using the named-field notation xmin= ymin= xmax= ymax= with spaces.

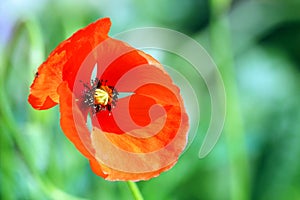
xmin=94 ymin=86 xmax=112 ymax=106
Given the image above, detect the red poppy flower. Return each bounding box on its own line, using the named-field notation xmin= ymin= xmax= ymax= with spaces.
xmin=28 ymin=17 xmax=189 ymax=181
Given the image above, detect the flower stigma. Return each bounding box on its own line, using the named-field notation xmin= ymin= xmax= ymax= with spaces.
xmin=81 ymin=78 xmax=118 ymax=113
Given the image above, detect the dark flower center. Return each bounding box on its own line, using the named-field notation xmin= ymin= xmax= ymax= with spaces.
xmin=82 ymin=78 xmax=118 ymax=113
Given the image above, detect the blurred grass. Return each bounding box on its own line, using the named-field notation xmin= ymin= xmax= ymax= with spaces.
xmin=1 ymin=0 xmax=300 ymax=199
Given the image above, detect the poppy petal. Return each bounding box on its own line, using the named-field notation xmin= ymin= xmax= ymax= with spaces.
xmin=93 ymin=60 xmax=185 ymax=135
xmin=90 ymin=68 xmax=189 ymax=180
xmin=93 ymin=128 xmax=178 ymax=181
xmin=92 ymin=92 xmax=167 ymax=134
xmin=100 ymin=162 xmax=175 ymax=181
xmin=92 ymin=83 xmax=189 ymax=151
xmin=28 ymin=17 xmax=111 ymax=109
xmin=57 ymin=81 xmax=179 ymax=181
xmin=62 ymin=18 xmax=111 ymax=90
xmin=57 ymin=81 xmax=107 ymax=178
xmin=28 ymin=52 xmax=65 ymax=109
xmin=97 ymin=40 xmax=149 ymax=86
xmin=76 ymin=37 xmax=150 ymax=86
xmin=91 ymin=112 xmax=188 ymax=180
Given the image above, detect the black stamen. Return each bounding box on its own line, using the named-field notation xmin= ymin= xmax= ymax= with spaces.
xmin=80 ymin=78 xmax=118 ymax=114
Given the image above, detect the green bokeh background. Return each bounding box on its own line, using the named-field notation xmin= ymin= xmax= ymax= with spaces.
xmin=1 ymin=0 xmax=300 ymax=199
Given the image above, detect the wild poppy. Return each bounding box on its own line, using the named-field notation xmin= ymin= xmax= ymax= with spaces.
xmin=28 ymin=17 xmax=189 ymax=181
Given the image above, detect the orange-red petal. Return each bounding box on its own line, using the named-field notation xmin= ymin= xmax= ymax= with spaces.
xmin=92 ymin=55 xmax=185 ymax=135
xmin=89 ymin=56 xmax=189 ymax=180
xmin=97 ymin=39 xmax=150 ymax=85
xmin=62 ymin=17 xmax=111 ymax=90
xmin=28 ymin=52 xmax=65 ymax=109
xmin=58 ymin=81 xmax=184 ymax=181
xmin=92 ymin=83 xmax=189 ymax=152
xmin=58 ymin=81 xmax=107 ymax=178
xmin=28 ymin=17 xmax=111 ymax=109
xmin=91 ymin=127 xmax=180 ymax=181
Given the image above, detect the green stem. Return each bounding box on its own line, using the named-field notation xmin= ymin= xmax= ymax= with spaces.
xmin=127 ymin=181 xmax=144 ymax=200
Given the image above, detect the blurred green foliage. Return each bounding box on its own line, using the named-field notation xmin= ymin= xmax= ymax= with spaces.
xmin=1 ymin=0 xmax=300 ymax=199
